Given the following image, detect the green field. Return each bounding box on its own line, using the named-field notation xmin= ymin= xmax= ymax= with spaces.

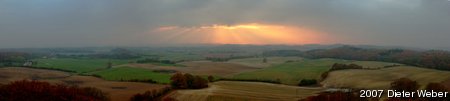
xmin=233 ymin=58 xmax=350 ymax=85
xmin=33 ymin=58 xmax=132 ymax=73
xmin=231 ymin=58 xmax=402 ymax=85
xmin=91 ymin=67 xmax=171 ymax=84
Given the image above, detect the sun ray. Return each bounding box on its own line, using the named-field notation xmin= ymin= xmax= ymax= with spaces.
xmin=152 ymin=23 xmax=327 ymax=45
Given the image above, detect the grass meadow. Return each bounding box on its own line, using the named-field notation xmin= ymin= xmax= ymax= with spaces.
xmin=232 ymin=58 xmax=350 ymax=85
xmin=230 ymin=58 xmax=400 ymax=85
xmin=91 ymin=67 xmax=172 ymax=84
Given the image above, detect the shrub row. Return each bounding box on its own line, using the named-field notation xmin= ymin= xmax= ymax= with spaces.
xmin=0 ymin=80 xmax=109 ymax=101
xmin=216 ymin=78 xmax=281 ymax=84
xmin=130 ymin=86 xmax=172 ymax=101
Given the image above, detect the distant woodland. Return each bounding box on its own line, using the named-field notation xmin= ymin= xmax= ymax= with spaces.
xmin=264 ymin=46 xmax=450 ymax=71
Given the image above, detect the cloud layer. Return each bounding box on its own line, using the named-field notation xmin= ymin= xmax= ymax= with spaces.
xmin=0 ymin=0 xmax=449 ymax=49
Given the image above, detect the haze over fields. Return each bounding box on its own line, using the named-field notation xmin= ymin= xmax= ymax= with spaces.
xmin=2 ymin=1 xmax=450 ymax=101
xmin=0 ymin=0 xmax=450 ymax=49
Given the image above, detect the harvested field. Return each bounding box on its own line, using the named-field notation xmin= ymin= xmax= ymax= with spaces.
xmin=53 ymin=76 xmax=168 ymax=101
xmin=0 ymin=67 xmax=71 ymax=84
xmin=322 ymin=66 xmax=450 ymax=89
xmin=166 ymin=81 xmax=322 ymax=101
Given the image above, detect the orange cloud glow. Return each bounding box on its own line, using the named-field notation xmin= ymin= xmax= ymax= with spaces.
xmin=152 ymin=23 xmax=327 ymax=45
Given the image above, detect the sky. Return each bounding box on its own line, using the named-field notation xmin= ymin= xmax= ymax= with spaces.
xmin=0 ymin=0 xmax=449 ymax=49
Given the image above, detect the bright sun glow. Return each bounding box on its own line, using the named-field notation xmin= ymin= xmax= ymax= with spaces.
xmin=201 ymin=24 xmax=263 ymax=30
xmin=153 ymin=23 xmax=327 ymax=45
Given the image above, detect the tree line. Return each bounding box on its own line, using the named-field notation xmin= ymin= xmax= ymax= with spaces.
xmin=170 ymin=73 xmax=209 ymax=89
xmin=130 ymin=86 xmax=172 ymax=101
xmin=136 ymin=58 xmax=176 ymax=65
xmin=216 ymin=78 xmax=281 ymax=84
xmin=318 ymin=63 xmax=365 ymax=82
xmin=329 ymin=63 xmax=363 ymax=71
xmin=130 ymin=73 xmax=212 ymax=101
xmin=205 ymin=55 xmax=255 ymax=62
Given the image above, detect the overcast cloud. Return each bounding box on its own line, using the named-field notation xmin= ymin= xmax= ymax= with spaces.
xmin=0 ymin=0 xmax=449 ymax=49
